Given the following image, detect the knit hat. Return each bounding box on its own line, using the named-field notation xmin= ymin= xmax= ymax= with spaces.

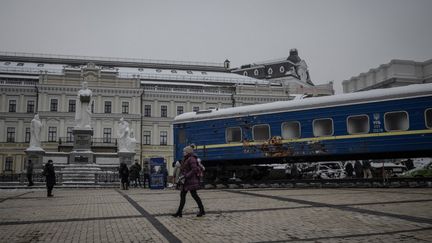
xmin=183 ymin=146 xmax=194 ymax=154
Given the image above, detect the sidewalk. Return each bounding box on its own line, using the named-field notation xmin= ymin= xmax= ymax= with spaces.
xmin=1 ymin=188 xmax=431 ymax=242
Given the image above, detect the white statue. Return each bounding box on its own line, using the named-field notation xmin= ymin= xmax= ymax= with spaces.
xmin=127 ymin=129 xmax=137 ymax=152
xmin=29 ymin=114 xmax=43 ymax=150
xmin=75 ymin=81 xmax=92 ymax=129
xmin=117 ymin=117 xmax=130 ymax=152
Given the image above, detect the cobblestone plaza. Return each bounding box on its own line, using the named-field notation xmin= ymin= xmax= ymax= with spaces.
xmin=0 ymin=188 xmax=431 ymax=242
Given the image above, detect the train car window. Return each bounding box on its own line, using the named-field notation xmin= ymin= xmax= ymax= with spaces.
xmin=178 ymin=129 xmax=186 ymax=144
xmin=281 ymin=121 xmax=301 ymax=139
xmin=226 ymin=127 xmax=242 ymax=143
xmin=384 ymin=111 xmax=409 ymax=131
xmin=425 ymin=109 xmax=432 ymax=129
xmin=253 ymin=124 xmax=270 ymax=141
xmin=313 ymin=118 xmax=334 ymax=137
xmin=347 ymin=115 xmax=369 ymax=134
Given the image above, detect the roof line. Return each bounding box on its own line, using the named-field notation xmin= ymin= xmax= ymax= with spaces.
xmin=0 ymin=51 xmax=227 ymax=72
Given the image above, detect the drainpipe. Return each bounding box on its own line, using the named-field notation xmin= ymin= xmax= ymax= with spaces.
xmin=140 ymin=88 xmax=144 ymax=167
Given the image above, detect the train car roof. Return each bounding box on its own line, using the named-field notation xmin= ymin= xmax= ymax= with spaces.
xmin=174 ymin=83 xmax=432 ymax=124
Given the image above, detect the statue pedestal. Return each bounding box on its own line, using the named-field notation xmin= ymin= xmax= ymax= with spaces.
xmin=25 ymin=148 xmax=45 ymax=170
xmin=118 ymin=151 xmax=135 ymax=167
xmin=70 ymin=129 xmax=94 ymax=164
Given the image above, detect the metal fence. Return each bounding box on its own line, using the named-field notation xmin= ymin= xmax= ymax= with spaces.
xmin=0 ymin=173 xmax=62 ymax=184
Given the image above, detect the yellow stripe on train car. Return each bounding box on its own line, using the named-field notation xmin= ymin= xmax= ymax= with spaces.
xmin=195 ymin=129 xmax=432 ymax=150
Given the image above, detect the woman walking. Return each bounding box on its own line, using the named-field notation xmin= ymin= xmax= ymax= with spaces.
xmin=172 ymin=146 xmax=205 ymax=217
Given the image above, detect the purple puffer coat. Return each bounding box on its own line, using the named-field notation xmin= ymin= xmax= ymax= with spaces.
xmin=180 ymin=154 xmax=201 ymax=191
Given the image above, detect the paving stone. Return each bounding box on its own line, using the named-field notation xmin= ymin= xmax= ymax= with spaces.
xmin=0 ymin=187 xmax=431 ymax=242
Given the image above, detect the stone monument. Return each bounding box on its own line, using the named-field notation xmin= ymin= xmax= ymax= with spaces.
xmin=25 ymin=113 xmax=45 ymax=169
xmin=70 ymin=81 xmax=94 ymax=163
xmin=117 ymin=117 xmax=136 ymax=166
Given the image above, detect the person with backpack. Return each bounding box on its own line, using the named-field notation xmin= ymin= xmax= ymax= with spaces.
xmin=172 ymin=145 xmax=205 ymax=218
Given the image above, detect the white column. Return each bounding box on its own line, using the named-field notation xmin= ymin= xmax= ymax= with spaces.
xmin=17 ymin=120 xmax=24 ymax=142
xmin=19 ymin=95 xmax=25 ymax=113
xmin=153 ymin=123 xmax=158 ymax=145
xmin=1 ymin=94 xmax=6 ymax=112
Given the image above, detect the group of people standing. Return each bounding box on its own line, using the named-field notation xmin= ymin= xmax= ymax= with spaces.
xmin=119 ymin=160 xmax=150 ymax=190
xmin=345 ymin=160 xmax=372 ymax=178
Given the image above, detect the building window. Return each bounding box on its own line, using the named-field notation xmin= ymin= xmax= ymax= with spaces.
xmin=171 ymin=70 xmax=177 ymax=73
xmin=144 ymin=105 xmax=152 ymax=117
xmin=67 ymin=127 xmax=74 ymax=142
xmin=425 ymin=108 xmax=432 ymax=129
xmin=201 ymin=71 xmax=207 ymax=75
xmin=193 ymin=106 xmax=200 ymax=112
xmin=48 ymin=127 xmax=57 ymax=142
xmin=177 ymin=106 xmax=184 ymax=115
xmin=243 ymin=71 xmax=248 ymax=76
xmin=7 ymin=127 xmax=15 ymax=142
xmin=226 ymin=127 xmax=242 ymax=143
xmin=267 ymin=68 xmax=273 ymax=75
xmin=9 ymin=100 xmax=16 ymax=112
xmin=4 ymin=157 xmax=13 ymax=171
xmin=68 ymin=100 xmax=76 ymax=112
xmin=17 ymin=63 xmax=24 ymax=66
xmin=25 ymin=128 xmax=31 ymax=143
xmin=313 ymin=118 xmax=334 ymax=137
xmin=186 ymin=70 xmax=193 ymax=74
xmin=37 ymin=63 xmax=44 ymax=67
xmin=279 ymin=66 xmax=285 ymax=73
xmin=160 ymin=131 xmax=168 ymax=145
xmin=122 ymin=102 xmax=129 ymax=114
xmin=347 ymin=115 xmax=369 ymax=134
xmin=50 ymin=99 xmax=58 ymax=112
xmin=104 ymin=101 xmax=112 ymax=113
xmin=27 ymin=100 xmax=35 ymax=113
xmin=161 ymin=105 xmax=168 ymax=117
xmin=143 ymin=131 xmax=151 ymax=145
xmin=253 ymin=124 xmax=271 ymax=141
xmin=103 ymin=128 xmax=112 ymax=143
xmin=281 ymin=121 xmax=301 ymax=139
xmin=384 ymin=111 xmax=409 ymax=131
xmin=254 ymin=69 xmax=259 ymax=76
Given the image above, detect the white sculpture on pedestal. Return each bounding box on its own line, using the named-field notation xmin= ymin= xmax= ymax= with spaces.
xmin=75 ymin=81 xmax=92 ymax=129
xmin=117 ymin=117 xmax=136 ymax=153
xmin=127 ymin=129 xmax=137 ymax=152
xmin=29 ymin=114 xmax=43 ymax=150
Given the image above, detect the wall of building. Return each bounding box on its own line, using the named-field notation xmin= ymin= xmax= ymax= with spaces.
xmin=342 ymin=59 xmax=432 ymax=93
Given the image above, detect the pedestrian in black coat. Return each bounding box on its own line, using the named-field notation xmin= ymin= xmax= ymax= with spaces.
xmin=26 ymin=160 xmax=34 ymax=186
xmin=43 ymin=160 xmax=56 ymax=197
xmin=119 ymin=162 xmax=129 ymax=190
xmin=345 ymin=162 xmax=354 ymax=178
xmin=354 ymin=160 xmax=363 ymax=178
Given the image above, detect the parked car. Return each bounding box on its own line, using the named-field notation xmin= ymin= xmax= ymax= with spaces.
xmin=402 ymin=162 xmax=432 ymax=178
xmin=370 ymin=162 xmax=407 ymax=178
xmin=302 ymin=162 xmax=346 ymax=179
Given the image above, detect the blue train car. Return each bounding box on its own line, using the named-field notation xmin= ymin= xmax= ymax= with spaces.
xmin=173 ymin=84 xmax=432 ymax=179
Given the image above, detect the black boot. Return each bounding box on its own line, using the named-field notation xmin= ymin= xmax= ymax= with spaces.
xmin=172 ymin=212 xmax=182 ymax=218
xmin=196 ymin=210 xmax=205 ymax=217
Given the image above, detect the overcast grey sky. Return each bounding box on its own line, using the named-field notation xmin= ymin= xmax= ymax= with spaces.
xmin=1 ymin=0 xmax=431 ymax=93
